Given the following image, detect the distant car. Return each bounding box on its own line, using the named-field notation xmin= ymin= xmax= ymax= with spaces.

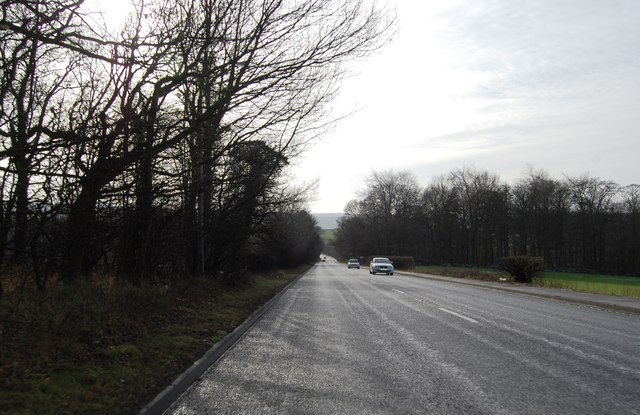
xmin=369 ymin=257 xmax=394 ymax=275
xmin=347 ymin=259 xmax=360 ymax=269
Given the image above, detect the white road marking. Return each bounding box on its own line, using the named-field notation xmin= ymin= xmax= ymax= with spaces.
xmin=439 ymin=308 xmax=479 ymax=324
xmin=392 ymin=288 xmax=406 ymax=295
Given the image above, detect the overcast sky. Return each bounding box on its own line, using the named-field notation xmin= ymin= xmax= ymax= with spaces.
xmin=294 ymin=0 xmax=640 ymax=212
xmin=95 ymin=0 xmax=640 ymax=213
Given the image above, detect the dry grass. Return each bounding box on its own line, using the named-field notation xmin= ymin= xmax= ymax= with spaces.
xmin=0 ymin=268 xmax=306 ymax=415
xmin=414 ymin=265 xmax=507 ymax=282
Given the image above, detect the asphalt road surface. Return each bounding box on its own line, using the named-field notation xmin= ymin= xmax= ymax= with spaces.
xmin=167 ymin=260 xmax=640 ymax=414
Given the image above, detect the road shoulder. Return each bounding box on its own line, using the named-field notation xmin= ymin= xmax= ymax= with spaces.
xmin=138 ymin=268 xmax=312 ymax=415
xmin=397 ymin=270 xmax=640 ymax=315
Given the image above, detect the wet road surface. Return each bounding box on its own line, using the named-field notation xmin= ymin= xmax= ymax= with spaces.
xmin=167 ymin=260 xmax=640 ymax=414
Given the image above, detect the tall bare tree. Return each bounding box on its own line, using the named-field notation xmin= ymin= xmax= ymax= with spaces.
xmin=511 ymin=170 xmax=570 ymax=267
xmin=567 ymin=175 xmax=618 ymax=270
xmin=1 ymin=0 xmax=394 ymax=287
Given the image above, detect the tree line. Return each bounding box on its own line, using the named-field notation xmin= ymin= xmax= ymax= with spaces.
xmin=334 ymin=168 xmax=640 ymax=275
xmin=0 ymin=0 xmax=392 ymax=293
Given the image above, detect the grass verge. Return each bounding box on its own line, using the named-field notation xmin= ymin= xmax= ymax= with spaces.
xmin=0 ymin=267 xmax=307 ymax=415
xmin=414 ymin=265 xmax=506 ymax=282
xmin=540 ymin=272 xmax=640 ymax=298
xmin=414 ymin=265 xmax=640 ymax=298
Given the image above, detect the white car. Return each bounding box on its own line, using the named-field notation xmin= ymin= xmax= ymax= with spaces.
xmin=369 ymin=257 xmax=394 ymax=275
xmin=347 ymin=259 xmax=360 ymax=269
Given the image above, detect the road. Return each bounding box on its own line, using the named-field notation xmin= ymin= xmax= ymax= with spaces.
xmin=166 ymin=260 xmax=640 ymax=414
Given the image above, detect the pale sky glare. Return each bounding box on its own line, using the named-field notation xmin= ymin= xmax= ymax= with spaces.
xmin=295 ymin=0 xmax=640 ymax=212
xmin=92 ymin=0 xmax=640 ymax=213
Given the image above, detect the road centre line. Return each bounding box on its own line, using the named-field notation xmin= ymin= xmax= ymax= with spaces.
xmin=392 ymin=288 xmax=406 ymax=295
xmin=438 ymin=308 xmax=479 ymax=324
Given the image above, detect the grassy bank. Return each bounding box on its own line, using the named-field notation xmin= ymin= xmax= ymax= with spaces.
xmin=0 ymin=268 xmax=307 ymax=415
xmin=541 ymin=272 xmax=640 ymax=298
xmin=414 ymin=265 xmax=505 ymax=282
xmin=414 ymin=265 xmax=640 ymax=298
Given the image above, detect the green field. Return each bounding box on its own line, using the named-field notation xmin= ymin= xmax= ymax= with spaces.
xmin=541 ymin=272 xmax=640 ymax=298
xmin=414 ymin=265 xmax=640 ymax=298
xmin=320 ymin=229 xmax=336 ymax=245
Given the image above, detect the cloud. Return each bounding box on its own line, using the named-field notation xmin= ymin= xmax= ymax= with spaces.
xmin=439 ymin=0 xmax=640 ymax=100
xmin=402 ymin=0 xmax=640 ymax=178
xmin=303 ymin=0 xmax=640 ymax=212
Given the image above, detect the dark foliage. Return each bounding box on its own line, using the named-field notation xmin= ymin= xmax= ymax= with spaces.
xmin=390 ymin=256 xmax=416 ymax=270
xmin=497 ymin=256 xmax=545 ymax=283
xmin=334 ymin=169 xmax=639 ymax=276
xmin=0 ymin=0 xmax=392 ymax=291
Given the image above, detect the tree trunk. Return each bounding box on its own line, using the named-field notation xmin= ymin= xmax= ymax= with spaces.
xmin=62 ymin=183 xmax=101 ymax=284
xmin=12 ymin=154 xmax=29 ymax=261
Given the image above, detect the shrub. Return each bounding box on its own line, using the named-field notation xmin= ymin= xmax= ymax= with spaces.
xmin=497 ymin=256 xmax=545 ymax=283
xmin=390 ymin=256 xmax=415 ymax=270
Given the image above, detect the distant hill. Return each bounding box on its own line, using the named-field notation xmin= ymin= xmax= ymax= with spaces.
xmin=313 ymin=213 xmax=343 ymax=230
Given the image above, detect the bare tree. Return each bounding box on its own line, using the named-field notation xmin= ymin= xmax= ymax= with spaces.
xmin=420 ymin=177 xmax=460 ymax=264
xmin=0 ymin=0 xmax=84 ymax=265
xmin=614 ymin=184 xmax=639 ymax=273
xmin=1 ymin=0 xmax=395 ymax=287
xmin=567 ymin=175 xmax=618 ymax=270
xmin=511 ymin=170 xmax=570 ymax=267
xmin=335 ymin=168 xmax=639 ymax=274
xmin=338 ymin=170 xmax=421 ymax=256
xmin=133 ymin=0 xmax=396 ymax=280
xmin=449 ymin=167 xmax=509 ymax=265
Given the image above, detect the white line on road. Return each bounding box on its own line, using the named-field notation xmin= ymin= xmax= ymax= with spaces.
xmin=439 ymin=308 xmax=479 ymax=324
xmin=392 ymin=288 xmax=406 ymax=295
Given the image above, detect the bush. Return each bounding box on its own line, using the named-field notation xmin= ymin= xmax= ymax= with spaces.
xmin=497 ymin=256 xmax=545 ymax=283
xmin=390 ymin=256 xmax=415 ymax=270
